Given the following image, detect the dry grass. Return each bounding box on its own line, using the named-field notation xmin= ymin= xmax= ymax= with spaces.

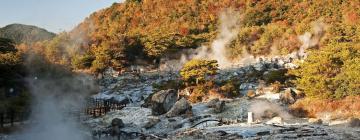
xmin=290 ymin=96 xmax=360 ymax=119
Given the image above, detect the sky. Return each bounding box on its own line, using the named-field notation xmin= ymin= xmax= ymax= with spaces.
xmin=0 ymin=0 xmax=123 ymax=33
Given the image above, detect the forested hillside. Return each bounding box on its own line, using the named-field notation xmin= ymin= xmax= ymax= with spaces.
xmin=21 ymin=0 xmax=359 ymax=73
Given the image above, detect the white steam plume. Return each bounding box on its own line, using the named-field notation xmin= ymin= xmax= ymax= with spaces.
xmin=195 ymin=9 xmax=242 ymax=68
xmin=249 ymin=100 xmax=292 ymax=120
xmin=14 ymin=55 xmax=97 ymax=140
xmin=297 ymin=21 xmax=326 ymax=58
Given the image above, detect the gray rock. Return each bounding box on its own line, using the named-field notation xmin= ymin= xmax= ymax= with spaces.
xmin=206 ymin=98 xmax=220 ymax=108
xmin=148 ymin=89 xmax=178 ymax=115
xmin=348 ymin=118 xmax=360 ymax=127
xmin=166 ymin=98 xmax=192 ymax=117
xmin=206 ymin=98 xmax=226 ymax=113
xmin=110 ymin=118 xmax=124 ymax=136
xmin=111 ymin=118 xmax=125 ymax=128
xmin=214 ymin=101 xmax=226 ymax=113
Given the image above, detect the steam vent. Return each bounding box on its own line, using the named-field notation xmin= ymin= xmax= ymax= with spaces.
xmin=1 ymin=0 xmax=360 ymax=140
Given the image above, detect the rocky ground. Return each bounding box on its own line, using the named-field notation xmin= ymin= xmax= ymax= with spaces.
xmin=83 ymin=55 xmax=360 ymax=140
xmin=1 ymin=55 xmax=359 ymax=140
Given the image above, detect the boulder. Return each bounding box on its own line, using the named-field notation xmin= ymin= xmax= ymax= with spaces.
xmin=246 ymin=90 xmax=256 ymax=99
xmin=308 ymin=118 xmax=323 ymax=125
xmin=214 ymin=101 xmax=226 ymax=113
xmin=147 ymin=89 xmax=178 ymax=115
xmin=347 ymin=118 xmax=360 ymax=127
xmin=280 ymin=88 xmax=297 ymax=104
xmin=110 ymin=118 xmax=124 ymax=136
xmin=166 ymin=98 xmax=192 ymax=117
xmin=266 ymin=117 xmax=283 ymax=124
xmin=206 ymin=98 xmax=226 ymax=113
xmin=206 ymin=98 xmax=220 ymax=108
xmin=111 ymin=118 xmax=125 ymax=128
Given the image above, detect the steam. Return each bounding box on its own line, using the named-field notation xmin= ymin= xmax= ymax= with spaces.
xmin=297 ymin=21 xmax=326 ymax=58
xmin=249 ymin=100 xmax=292 ymax=120
xmin=14 ymin=55 xmax=97 ymax=140
xmin=194 ymin=9 xmax=242 ymax=68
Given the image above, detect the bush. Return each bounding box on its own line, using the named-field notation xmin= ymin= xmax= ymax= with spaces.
xmin=188 ymin=85 xmax=208 ymax=103
xmin=290 ymin=43 xmax=360 ymax=99
xmin=71 ymin=54 xmax=95 ymax=69
xmin=220 ymin=80 xmax=240 ymax=97
xmin=180 ymin=59 xmax=218 ymax=85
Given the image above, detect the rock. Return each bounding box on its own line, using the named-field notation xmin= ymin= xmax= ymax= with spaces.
xmin=266 ymin=117 xmax=283 ymax=124
xmin=308 ymin=118 xmax=323 ymax=125
xmin=347 ymin=118 xmax=360 ymax=127
xmin=111 ymin=118 xmax=125 ymax=128
xmin=144 ymin=116 xmax=160 ymax=129
xmin=149 ymin=89 xmax=178 ymax=115
xmin=206 ymin=98 xmax=220 ymax=108
xmin=103 ymin=107 xmax=152 ymax=128
xmin=166 ymin=98 xmax=192 ymax=117
xmin=280 ymin=88 xmax=297 ymax=104
xmin=261 ymin=109 xmax=278 ymax=119
xmin=254 ymin=62 xmax=266 ymax=71
xmin=247 ymin=90 xmax=256 ymax=99
xmin=239 ymin=83 xmax=256 ymax=90
xmin=110 ymin=118 xmax=124 ymax=136
xmin=214 ymin=101 xmax=226 ymax=113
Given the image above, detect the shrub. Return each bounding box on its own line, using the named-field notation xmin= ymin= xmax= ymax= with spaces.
xmin=71 ymin=54 xmax=95 ymax=69
xmin=188 ymin=85 xmax=208 ymax=103
xmin=289 ymin=43 xmax=360 ymax=99
xmin=180 ymin=59 xmax=218 ymax=85
xmin=220 ymin=80 xmax=241 ymax=97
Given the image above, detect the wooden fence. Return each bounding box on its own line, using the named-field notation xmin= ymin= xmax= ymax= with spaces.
xmin=85 ymin=98 xmax=127 ymax=118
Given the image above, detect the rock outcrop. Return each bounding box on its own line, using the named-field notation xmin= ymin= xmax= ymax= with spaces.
xmin=147 ymin=89 xmax=178 ymax=115
xmin=166 ymin=98 xmax=192 ymax=117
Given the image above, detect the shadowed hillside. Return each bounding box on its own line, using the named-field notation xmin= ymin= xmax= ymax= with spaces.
xmin=0 ymin=24 xmax=56 ymax=44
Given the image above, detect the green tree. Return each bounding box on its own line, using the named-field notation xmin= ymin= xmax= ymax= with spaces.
xmin=180 ymin=59 xmax=218 ymax=85
xmin=290 ymin=43 xmax=360 ymax=99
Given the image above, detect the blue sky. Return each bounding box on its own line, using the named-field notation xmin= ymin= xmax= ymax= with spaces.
xmin=0 ymin=0 xmax=123 ymax=33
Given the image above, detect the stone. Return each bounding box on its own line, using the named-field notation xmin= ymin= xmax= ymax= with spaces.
xmin=166 ymin=98 xmax=192 ymax=117
xmin=266 ymin=117 xmax=283 ymax=124
xmin=214 ymin=101 xmax=226 ymax=113
xmin=111 ymin=118 xmax=125 ymax=128
xmin=144 ymin=116 xmax=160 ymax=129
xmin=308 ymin=118 xmax=323 ymax=125
xmin=261 ymin=109 xmax=279 ymax=119
xmin=280 ymin=88 xmax=297 ymax=104
xmin=206 ymin=98 xmax=220 ymax=108
xmin=254 ymin=62 xmax=266 ymax=71
xmin=148 ymin=89 xmax=178 ymax=115
xmin=347 ymin=118 xmax=360 ymax=127
xmin=247 ymin=90 xmax=256 ymax=99
xmin=110 ymin=118 xmax=124 ymax=136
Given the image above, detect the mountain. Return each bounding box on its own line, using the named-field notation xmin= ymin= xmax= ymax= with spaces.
xmin=0 ymin=23 xmax=56 ymax=44
xmin=67 ymin=0 xmax=359 ymax=71
xmin=22 ymin=0 xmax=359 ymax=73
